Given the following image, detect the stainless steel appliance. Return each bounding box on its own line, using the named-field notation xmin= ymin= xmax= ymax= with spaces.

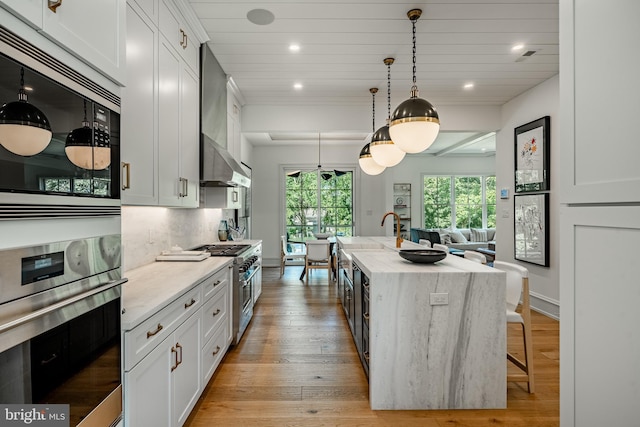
xmin=0 ymin=26 xmax=121 ymax=206
xmin=0 ymin=235 xmax=126 ymax=427
xmin=192 ymin=243 xmax=261 ymax=344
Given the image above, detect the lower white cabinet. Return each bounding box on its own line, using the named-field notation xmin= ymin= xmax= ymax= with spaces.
xmin=123 ymin=264 xmax=232 ymax=426
xmin=124 ymin=311 xmax=201 ymax=427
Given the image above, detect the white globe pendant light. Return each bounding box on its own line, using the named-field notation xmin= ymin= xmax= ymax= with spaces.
xmin=389 ymin=9 xmax=440 ymax=154
xmin=0 ymin=67 xmax=52 ymax=156
xmin=370 ymin=58 xmax=405 ymax=167
xmin=358 ymin=88 xmax=385 ymax=176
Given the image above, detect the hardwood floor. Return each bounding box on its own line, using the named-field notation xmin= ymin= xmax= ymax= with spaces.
xmin=185 ymin=266 xmax=559 ymax=427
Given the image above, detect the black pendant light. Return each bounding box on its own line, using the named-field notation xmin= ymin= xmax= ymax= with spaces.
xmin=370 ymin=58 xmax=406 ymax=167
xmin=389 ymin=9 xmax=440 ymax=154
xmin=358 ymin=88 xmax=385 ymax=176
xmin=0 ymin=67 xmax=52 ymax=156
xmin=65 ymin=100 xmax=111 ymax=170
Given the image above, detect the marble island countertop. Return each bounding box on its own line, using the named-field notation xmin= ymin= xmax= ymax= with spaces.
xmin=121 ymin=256 xmax=233 ymax=331
xmin=336 ymin=235 xmax=424 ymax=252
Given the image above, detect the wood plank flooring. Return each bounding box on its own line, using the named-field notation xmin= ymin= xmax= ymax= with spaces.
xmin=185 ymin=266 xmax=559 ymax=427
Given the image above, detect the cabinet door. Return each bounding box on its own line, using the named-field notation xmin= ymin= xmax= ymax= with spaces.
xmin=158 ymin=38 xmax=182 ymax=207
xmin=172 ymin=312 xmax=201 ymax=427
xmin=124 ymin=335 xmax=172 ymax=427
xmin=0 ymin=0 xmax=42 ymax=28
xmin=121 ymin=2 xmax=158 ymax=205
xmin=41 ymin=0 xmax=126 ymax=84
xmin=179 ymin=65 xmax=200 ymax=207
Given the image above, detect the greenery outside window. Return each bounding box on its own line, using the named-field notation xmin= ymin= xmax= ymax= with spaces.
xmin=423 ymin=175 xmax=496 ymax=229
xmin=285 ymin=169 xmax=354 ymax=241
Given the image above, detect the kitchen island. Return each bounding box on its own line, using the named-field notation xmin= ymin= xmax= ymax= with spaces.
xmin=337 ymin=236 xmax=506 ymax=410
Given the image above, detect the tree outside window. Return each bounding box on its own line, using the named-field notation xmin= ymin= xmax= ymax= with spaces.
xmin=285 ymin=170 xmax=354 ymax=241
xmin=423 ymin=175 xmax=496 ymax=229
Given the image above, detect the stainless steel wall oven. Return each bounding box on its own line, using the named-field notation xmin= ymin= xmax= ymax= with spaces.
xmin=0 ymin=235 xmax=126 ymax=426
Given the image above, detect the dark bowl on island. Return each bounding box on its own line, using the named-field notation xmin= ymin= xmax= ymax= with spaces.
xmin=398 ymin=249 xmax=447 ymax=264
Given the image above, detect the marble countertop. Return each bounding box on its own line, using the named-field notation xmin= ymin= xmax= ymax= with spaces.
xmin=337 ymin=236 xmax=424 ymax=251
xmin=121 ymin=257 xmax=234 ymax=330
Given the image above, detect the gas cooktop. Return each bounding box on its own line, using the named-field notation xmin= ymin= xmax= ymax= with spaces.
xmin=193 ymin=244 xmax=251 ymax=257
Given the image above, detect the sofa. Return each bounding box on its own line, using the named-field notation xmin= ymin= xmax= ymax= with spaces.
xmin=410 ymin=227 xmax=496 ymax=251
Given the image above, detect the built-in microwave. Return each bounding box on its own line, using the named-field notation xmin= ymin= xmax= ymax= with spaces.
xmin=0 ymin=26 xmax=120 ymax=204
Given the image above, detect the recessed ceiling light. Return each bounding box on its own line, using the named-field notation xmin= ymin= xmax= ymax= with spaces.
xmin=293 ymin=83 xmax=303 ymax=90
xmin=289 ymin=44 xmax=300 ymax=52
xmin=464 ymin=83 xmax=474 ymax=90
xmin=246 ymin=9 xmax=275 ymax=25
xmin=512 ymin=44 xmax=525 ymax=51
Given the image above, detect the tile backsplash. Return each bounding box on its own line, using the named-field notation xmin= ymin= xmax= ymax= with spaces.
xmin=122 ymin=206 xmax=227 ymax=272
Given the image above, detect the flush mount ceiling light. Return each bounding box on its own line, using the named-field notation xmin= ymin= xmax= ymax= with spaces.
xmin=370 ymin=58 xmax=406 ymax=167
xmin=247 ymin=8 xmax=275 ymax=25
xmin=358 ymin=88 xmax=385 ymax=176
xmin=65 ymin=100 xmax=111 ymax=170
xmin=389 ymin=9 xmax=440 ymax=154
xmin=0 ymin=67 xmax=52 ymax=156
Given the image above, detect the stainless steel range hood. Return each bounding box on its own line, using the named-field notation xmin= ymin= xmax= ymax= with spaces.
xmin=200 ymin=134 xmax=251 ymax=187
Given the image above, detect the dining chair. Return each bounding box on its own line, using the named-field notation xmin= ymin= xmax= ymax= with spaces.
xmin=280 ymin=235 xmax=306 ymax=276
xmin=432 ymin=243 xmax=449 ymax=252
xmin=464 ymin=250 xmax=487 ymax=264
xmin=305 ymin=240 xmax=332 ymax=284
xmin=493 ymin=260 xmax=535 ymax=393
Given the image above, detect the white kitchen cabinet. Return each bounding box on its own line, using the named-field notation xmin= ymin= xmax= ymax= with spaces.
xmin=121 ymin=2 xmax=158 ymax=205
xmin=158 ymin=39 xmax=199 ymax=207
xmin=159 ymin=0 xmax=199 ymax=76
xmin=124 ymin=311 xmax=201 ymax=427
xmin=200 ymin=187 xmax=242 ymax=209
xmin=0 ymin=0 xmax=42 ymax=28
xmin=122 ymin=0 xmax=202 ymax=207
xmin=42 ymin=0 xmax=126 ymax=85
xmin=0 ymin=0 xmax=125 ymax=84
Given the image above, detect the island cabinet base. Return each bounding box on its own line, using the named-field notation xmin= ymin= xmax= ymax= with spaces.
xmin=352 ymin=251 xmax=507 ymax=410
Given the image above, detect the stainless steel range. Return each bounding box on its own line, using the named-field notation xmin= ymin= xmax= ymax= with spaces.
xmin=192 ymin=243 xmax=262 ymax=344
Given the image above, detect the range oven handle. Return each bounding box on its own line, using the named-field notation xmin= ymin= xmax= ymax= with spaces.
xmin=0 ymin=278 xmax=127 ymax=334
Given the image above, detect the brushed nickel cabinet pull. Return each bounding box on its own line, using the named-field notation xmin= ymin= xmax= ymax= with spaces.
xmin=40 ymin=353 xmax=58 ymax=365
xmin=48 ymin=0 xmax=62 ymax=12
xmin=146 ymin=323 xmax=163 ymax=338
xmin=212 ymin=308 xmax=221 ymax=316
xmin=121 ymin=162 xmax=131 ymax=190
xmin=364 ymin=351 xmax=370 ymax=362
xmin=213 ymin=280 xmax=221 ymax=287
xmin=184 ymin=298 xmax=196 ymax=309
xmin=363 ymin=313 xmax=369 ymax=321
xmin=212 ymin=345 xmax=221 ymax=356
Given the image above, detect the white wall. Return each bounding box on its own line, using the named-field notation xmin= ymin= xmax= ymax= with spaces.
xmin=496 ymin=74 xmax=560 ymax=318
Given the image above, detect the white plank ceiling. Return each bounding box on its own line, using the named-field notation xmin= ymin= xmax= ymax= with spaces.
xmin=188 ymin=0 xmax=559 ymax=155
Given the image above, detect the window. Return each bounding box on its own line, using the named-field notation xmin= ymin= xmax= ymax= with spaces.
xmin=423 ymin=175 xmax=496 ymax=229
xmin=285 ymin=170 xmax=354 ymax=240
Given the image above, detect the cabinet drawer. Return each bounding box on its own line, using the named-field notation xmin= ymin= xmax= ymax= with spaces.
xmin=202 ymin=284 xmax=228 ymax=343
xmin=202 ymin=266 xmax=230 ymax=301
xmin=124 ymin=286 xmax=202 ymax=371
xmin=202 ymin=321 xmax=228 ymax=384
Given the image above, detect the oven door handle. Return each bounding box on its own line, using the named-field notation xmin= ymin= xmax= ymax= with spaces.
xmin=0 ymin=278 xmax=127 ymax=334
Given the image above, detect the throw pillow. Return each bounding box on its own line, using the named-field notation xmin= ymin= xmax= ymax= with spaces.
xmin=449 ymin=230 xmax=467 ymax=243
xmin=440 ymin=233 xmax=452 ymax=245
xmin=471 ymin=228 xmax=488 ymax=242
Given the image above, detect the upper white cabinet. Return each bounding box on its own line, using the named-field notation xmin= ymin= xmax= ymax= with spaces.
xmin=121 ymin=2 xmax=158 ymax=205
xmin=560 ymin=1 xmax=640 ymax=205
xmin=159 ymin=0 xmax=199 ymax=75
xmin=121 ymin=0 xmax=205 ymax=207
xmin=0 ymin=0 xmax=42 ymax=28
xmin=0 ymin=0 xmax=126 ymax=84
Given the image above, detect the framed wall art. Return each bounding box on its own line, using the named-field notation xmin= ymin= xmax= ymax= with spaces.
xmin=514 ymin=193 xmax=549 ymax=267
xmin=514 ymin=116 xmax=550 ymax=193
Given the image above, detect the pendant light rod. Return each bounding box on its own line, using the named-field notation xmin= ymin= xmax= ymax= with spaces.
xmin=369 ymin=87 xmax=378 ymax=133
xmin=384 ymin=58 xmax=394 ymax=120
xmin=408 ymin=9 xmax=422 ymax=97
xmin=317 ymin=132 xmax=321 ymax=168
